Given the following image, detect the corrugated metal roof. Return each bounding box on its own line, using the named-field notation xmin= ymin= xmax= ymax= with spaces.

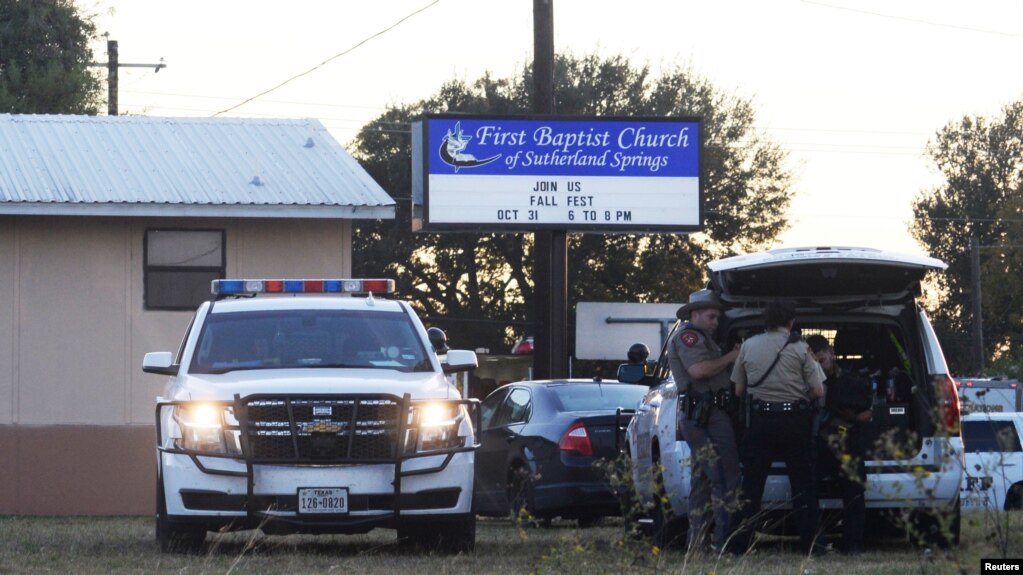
xmin=0 ymin=114 xmax=395 ymax=219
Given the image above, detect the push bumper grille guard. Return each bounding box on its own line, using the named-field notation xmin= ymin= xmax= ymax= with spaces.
xmin=155 ymin=393 xmax=480 ymax=526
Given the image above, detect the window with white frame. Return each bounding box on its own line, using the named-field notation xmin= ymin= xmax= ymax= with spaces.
xmin=144 ymin=229 xmax=225 ymax=310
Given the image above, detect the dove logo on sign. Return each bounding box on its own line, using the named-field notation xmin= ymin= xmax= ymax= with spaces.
xmin=438 ymin=121 xmax=500 ymax=172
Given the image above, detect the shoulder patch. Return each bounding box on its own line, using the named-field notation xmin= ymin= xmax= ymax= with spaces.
xmin=680 ymin=331 xmax=700 ymax=348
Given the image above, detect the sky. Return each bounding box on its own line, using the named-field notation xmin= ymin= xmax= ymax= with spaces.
xmin=86 ymin=0 xmax=1023 ymax=257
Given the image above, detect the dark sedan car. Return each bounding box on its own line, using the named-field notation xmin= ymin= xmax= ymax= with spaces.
xmin=474 ymin=379 xmax=647 ymax=526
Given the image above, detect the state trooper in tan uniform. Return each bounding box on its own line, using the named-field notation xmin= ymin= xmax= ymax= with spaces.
xmin=729 ymin=300 xmax=825 ymax=555
xmin=667 ymin=289 xmax=741 ymax=552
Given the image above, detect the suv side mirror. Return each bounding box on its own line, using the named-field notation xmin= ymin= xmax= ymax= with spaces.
xmin=142 ymin=351 xmax=178 ymax=376
xmin=442 ymin=349 xmax=478 ymax=374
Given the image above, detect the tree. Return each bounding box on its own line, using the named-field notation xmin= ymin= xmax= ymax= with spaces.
xmin=910 ymin=100 xmax=1023 ymax=374
xmin=0 ymin=0 xmax=103 ymax=114
xmin=351 ymin=54 xmax=793 ymax=353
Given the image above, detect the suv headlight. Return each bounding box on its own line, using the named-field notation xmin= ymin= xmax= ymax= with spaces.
xmin=173 ymin=403 xmax=241 ymax=455
xmin=407 ymin=402 xmax=465 ymax=453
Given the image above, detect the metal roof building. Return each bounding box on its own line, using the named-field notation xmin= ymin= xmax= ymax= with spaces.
xmin=0 ymin=114 xmax=396 ymax=515
xmin=0 ymin=113 xmax=395 ymax=219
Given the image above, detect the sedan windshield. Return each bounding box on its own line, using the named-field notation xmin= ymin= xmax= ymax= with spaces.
xmin=189 ymin=309 xmax=433 ymax=374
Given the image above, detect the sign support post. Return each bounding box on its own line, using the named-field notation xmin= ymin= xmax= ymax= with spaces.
xmin=532 ymin=0 xmax=565 ymax=379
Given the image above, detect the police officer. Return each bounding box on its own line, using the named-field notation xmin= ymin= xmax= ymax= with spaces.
xmin=806 ymin=335 xmax=872 ymax=555
xmin=667 ymin=289 xmax=741 ymax=552
xmin=618 ymin=343 xmax=659 ymax=386
xmin=729 ymin=300 xmax=825 ymax=555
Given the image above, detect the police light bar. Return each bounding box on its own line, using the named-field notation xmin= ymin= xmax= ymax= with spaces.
xmin=211 ymin=279 xmax=395 ymax=296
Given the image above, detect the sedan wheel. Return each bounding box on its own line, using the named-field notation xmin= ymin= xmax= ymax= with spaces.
xmin=577 ymin=516 xmax=603 ymax=529
xmin=508 ymin=465 xmax=551 ymax=527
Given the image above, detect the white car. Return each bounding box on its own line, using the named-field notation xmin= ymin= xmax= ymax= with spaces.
xmin=626 ymin=247 xmax=965 ymax=548
xmin=144 ymin=279 xmax=479 ymax=553
xmin=960 ymin=412 xmax=1023 ymax=511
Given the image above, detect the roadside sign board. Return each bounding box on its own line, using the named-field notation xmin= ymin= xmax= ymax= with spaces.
xmin=412 ymin=114 xmax=702 ymax=232
xmin=575 ymin=302 xmax=682 ymax=361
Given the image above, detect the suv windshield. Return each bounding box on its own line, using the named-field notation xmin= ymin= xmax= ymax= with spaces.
xmin=189 ymin=309 xmax=433 ymax=374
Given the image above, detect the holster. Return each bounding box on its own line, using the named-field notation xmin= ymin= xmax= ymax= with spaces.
xmin=685 ymin=392 xmax=713 ymax=429
xmin=715 ymin=388 xmax=738 ymax=414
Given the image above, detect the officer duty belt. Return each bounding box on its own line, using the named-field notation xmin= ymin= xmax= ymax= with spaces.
xmin=751 ymin=399 xmax=811 ymax=413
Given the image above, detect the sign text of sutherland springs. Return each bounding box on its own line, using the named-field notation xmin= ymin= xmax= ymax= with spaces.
xmin=422 ymin=116 xmax=702 ymax=231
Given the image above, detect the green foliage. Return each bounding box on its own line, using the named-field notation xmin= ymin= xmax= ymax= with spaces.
xmin=985 ymin=347 xmax=1023 ymax=381
xmin=351 ymin=53 xmax=793 ymax=352
xmin=0 ymin=0 xmax=103 ymax=114
xmin=911 ymin=99 xmax=1023 ymax=374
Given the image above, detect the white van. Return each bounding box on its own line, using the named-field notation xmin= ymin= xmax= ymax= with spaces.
xmin=627 ymin=247 xmax=965 ymax=548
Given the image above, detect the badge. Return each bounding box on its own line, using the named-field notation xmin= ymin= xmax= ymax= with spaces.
xmin=680 ymin=331 xmax=699 ymax=348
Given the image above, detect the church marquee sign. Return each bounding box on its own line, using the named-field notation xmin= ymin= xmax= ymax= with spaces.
xmin=412 ymin=114 xmax=703 ymax=232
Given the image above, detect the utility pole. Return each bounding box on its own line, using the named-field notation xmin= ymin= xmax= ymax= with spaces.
xmin=90 ymin=40 xmax=166 ymax=116
xmin=107 ymin=40 xmax=118 ymax=116
xmin=531 ymin=0 xmax=568 ymax=379
xmin=971 ymin=236 xmax=985 ymax=374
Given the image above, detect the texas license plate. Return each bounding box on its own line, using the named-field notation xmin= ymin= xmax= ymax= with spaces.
xmin=297 ymin=487 xmax=349 ymax=514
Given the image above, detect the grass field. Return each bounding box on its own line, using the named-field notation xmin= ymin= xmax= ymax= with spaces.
xmin=0 ymin=511 xmax=1019 ymax=574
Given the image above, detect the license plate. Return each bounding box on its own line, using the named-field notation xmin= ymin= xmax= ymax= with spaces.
xmin=297 ymin=487 xmax=349 ymax=514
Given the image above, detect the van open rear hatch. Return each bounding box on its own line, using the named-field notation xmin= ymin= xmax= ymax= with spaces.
xmin=708 ymin=246 xmax=946 ymax=304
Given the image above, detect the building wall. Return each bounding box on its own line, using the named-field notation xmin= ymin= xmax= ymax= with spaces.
xmin=0 ymin=215 xmax=352 ymax=514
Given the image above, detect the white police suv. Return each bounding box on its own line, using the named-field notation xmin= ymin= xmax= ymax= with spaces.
xmin=144 ymin=279 xmax=479 ymax=553
xmin=627 ymin=247 xmax=965 ymax=549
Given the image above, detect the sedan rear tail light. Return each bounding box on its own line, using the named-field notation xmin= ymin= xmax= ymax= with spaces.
xmin=558 ymin=422 xmax=593 ymax=456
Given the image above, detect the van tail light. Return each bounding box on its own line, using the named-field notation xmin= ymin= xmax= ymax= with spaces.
xmin=559 ymin=422 xmax=593 ymax=456
xmin=935 ymin=375 xmax=961 ymax=435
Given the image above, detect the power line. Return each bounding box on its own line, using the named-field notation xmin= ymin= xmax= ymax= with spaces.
xmin=127 ymin=88 xmax=940 ymax=142
xmin=764 ymin=126 xmax=932 ymax=137
xmin=802 ymin=0 xmax=1023 ymax=38
xmin=213 ymin=1 xmax=440 ymax=116
xmin=123 ymin=104 xmax=934 ymax=153
xmin=124 ymin=89 xmax=389 ymax=111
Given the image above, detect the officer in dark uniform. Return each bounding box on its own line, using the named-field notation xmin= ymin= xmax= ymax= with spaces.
xmin=806 ymin=335 xmax=872 ymax=555
xmin=729 ymin=300 xmax=825 ymax=555
xmin=617 ymin=343 xmax=659 ymax=386
xmin=667 ymin=289 xmax=741 ymax=551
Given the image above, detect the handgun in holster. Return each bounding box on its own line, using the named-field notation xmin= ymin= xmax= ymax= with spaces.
xmin=687 ymin=395 xmax=712 ymax=429
xmin=715 ymin=388 xmax=736 ymax=414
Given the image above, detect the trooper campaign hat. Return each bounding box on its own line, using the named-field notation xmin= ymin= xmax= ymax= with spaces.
xmin=676 ymin=289 xmax=724 ymax=320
